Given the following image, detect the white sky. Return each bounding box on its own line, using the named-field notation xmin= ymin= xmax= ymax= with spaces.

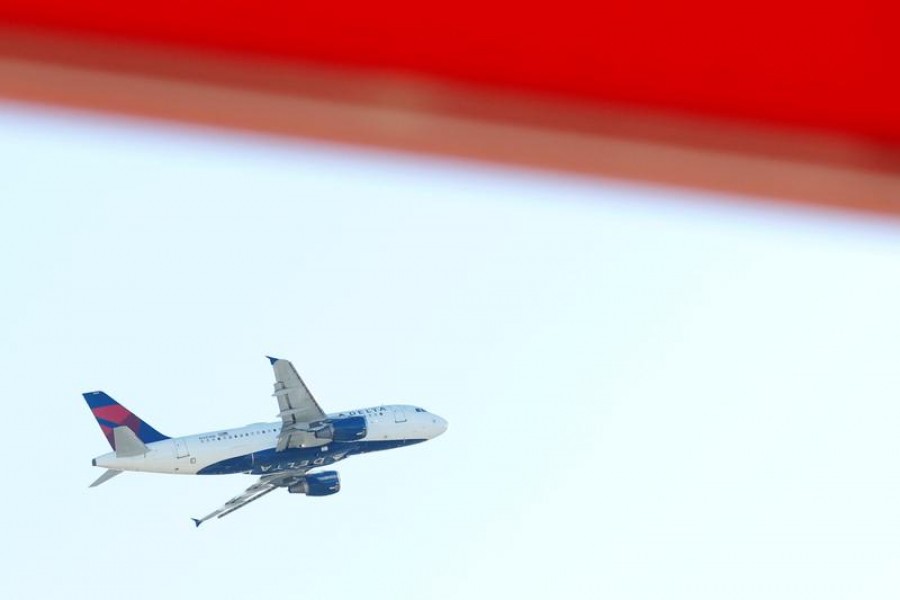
xmin=2 ymin=101 xmax=900 ymax=599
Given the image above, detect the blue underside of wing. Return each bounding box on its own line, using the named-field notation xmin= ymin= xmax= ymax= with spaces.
xmin=196 ymin=439 xmax=426 ymax=475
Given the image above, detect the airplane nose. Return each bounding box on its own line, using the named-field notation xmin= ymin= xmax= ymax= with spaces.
xmin=433 ymin=415 xmax=448 ymax=436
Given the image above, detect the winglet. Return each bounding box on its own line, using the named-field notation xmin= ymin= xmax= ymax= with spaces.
xmin=192 ymin=518 xmax=203 ymax=528
xmin=266 ymin=356 xmax=280 ymax=365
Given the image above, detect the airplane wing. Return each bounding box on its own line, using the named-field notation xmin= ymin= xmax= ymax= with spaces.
xmin=191 ymin=469 xmax=310 ymax=527
xmin=267 ymin=356 xmax=327 ymax=451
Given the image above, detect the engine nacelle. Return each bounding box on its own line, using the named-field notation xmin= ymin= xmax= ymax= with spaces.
xmin=313 ymin=416 xmax=367 ymax=442
xmin=288 ymin=471 xmax=341 ymax=496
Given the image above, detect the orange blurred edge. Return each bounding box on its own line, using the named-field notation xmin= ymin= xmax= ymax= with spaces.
xmin=0 ymin=27 xmax=898 ymax=218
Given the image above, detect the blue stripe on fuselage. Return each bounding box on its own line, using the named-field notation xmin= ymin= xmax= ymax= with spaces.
xmin=196 ymin=439 xmax=426 ymax=475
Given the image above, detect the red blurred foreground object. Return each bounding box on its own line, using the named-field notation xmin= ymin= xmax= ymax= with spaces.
xmin=0 ymin=1 xmax=898 ymax=214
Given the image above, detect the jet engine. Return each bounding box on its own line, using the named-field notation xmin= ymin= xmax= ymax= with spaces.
xmin=288 ymin=471 xmax=341 ymax=496
xmin=313 ymin=416 xmax=367 ymax=442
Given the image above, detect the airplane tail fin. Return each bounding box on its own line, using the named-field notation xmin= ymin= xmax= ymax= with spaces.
xmin=83 ymin=391 xmax=170 ymax=450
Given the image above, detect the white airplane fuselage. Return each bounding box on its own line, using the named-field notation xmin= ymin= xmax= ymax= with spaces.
xmin=93 ymin=404 xmax=447 ymax=477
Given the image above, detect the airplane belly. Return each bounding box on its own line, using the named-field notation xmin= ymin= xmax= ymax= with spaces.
xmin=191 ymin=440 xmax=274 ymax=475
xmin=182 ymin=443 xmax=241 ymax=474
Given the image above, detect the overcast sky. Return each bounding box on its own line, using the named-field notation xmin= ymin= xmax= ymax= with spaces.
xmin=2 ymin=101 xmax=899 ymax=599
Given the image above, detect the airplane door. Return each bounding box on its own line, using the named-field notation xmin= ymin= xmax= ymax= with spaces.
xmin=174 ymin=439 xmax=190 ymax=458
xmin=394 ymin=409 xmax=407 ymax=423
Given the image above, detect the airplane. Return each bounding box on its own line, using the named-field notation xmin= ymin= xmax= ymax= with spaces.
xmin=84 ymin=356 xmax=448 ymax=526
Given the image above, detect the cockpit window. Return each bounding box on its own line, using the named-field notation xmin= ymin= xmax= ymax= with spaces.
xmin=415 ymin=408 xmax=426 ymax=413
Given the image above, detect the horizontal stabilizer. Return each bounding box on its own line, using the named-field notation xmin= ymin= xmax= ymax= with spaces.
xmin=90 ymin=469 xmax=123 ymax=488
xmin=114 ymin=426 xmax=149 ymax=457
